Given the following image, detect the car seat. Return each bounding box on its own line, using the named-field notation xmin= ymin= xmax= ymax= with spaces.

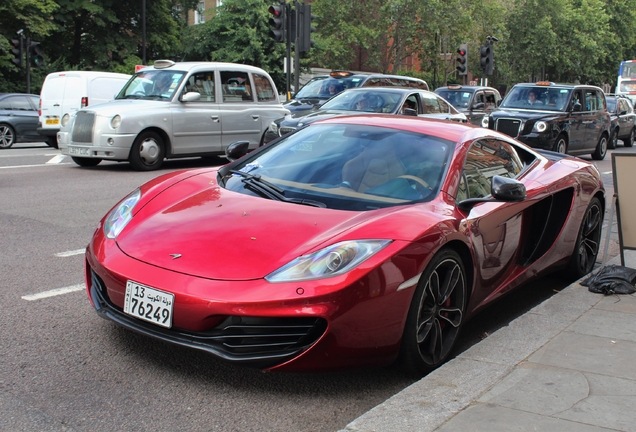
xmin=341 ymin=141 xmax=406 ymax=192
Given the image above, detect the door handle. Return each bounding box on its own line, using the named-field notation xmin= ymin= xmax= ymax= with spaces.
xmin=251 ymin=115 xmax=260 ymax=120
xmin=53 ymin=104 xmax=60 ymax=107
xmin=211 ymin=115 xmax=219 ymax=122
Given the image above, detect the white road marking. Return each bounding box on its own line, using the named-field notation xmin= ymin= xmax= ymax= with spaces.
xmin=603 ymin=171 xmax=612 ymax=175
xmin=0 ymin=163 xmax=70 ymax=169
xmin=47 ymin=154 xmax=66 ymax=164
xmin=22 ymin=284 xmax=86 ymax=301
xmin=0 ymin=153 xmax=60 ymax=158
xmin=55 ymin=249 xmax=86 ymax=257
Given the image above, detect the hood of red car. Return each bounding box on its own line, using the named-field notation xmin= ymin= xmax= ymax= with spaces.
xmin=115 ymin=174 xmax=429 ymax=280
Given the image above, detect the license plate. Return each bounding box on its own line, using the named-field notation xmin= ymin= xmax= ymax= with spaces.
xmin=45 ymin=118 xmax=59 ymax=125
xmin=124 ymin=281 xmax=174 ymax=328
xmin=68 ymin=146 xmax=90 ymax=156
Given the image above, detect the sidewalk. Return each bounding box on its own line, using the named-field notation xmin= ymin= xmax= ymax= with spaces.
xmin=341 ymin=250 xmax=636 ymax=431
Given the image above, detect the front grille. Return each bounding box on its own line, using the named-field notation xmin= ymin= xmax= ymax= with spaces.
xmin=495 ymin=118 xmax=522 ymax=138
xmin=89 ymin=269 xmax=327 ymax=368
xmin=71 ymin=111 xmax=95 ymax=143
xmin=280 ymin=126 xmax=296 ymax=136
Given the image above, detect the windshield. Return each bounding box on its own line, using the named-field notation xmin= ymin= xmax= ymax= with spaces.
xmin=500 ymin=86 xmax=571 ymax=111
xmin=607 ymin=99 xmax=617 ymax=113
xmin=435 ymin=89 xmax=475 ymax=109
xmin=222 ymin=123 xmax=454 ymax=211
xmin=320 ymin=90 xmax=401 ymax=113
xmin=116 ymin=70 xmax=186 ymax=100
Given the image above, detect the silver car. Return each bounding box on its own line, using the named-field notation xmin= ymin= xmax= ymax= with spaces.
xmin=57 ymin=60 xmax=289 ymax=170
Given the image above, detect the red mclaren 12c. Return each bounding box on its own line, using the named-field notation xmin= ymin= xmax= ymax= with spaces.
xmin=85 ymin=115 xmax=604 ymax=375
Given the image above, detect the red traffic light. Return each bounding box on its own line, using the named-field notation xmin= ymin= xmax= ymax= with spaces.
xmin=457 ymin=49 xmax=466 ymax=57
xmin=268 ymin=5 xmax=283 ymax=16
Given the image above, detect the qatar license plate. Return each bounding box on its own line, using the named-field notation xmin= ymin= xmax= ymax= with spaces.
xmin=124 ymin=281 xmax=174 ymax=328
xmin=68 ymin=146 xmax=90 ymax=156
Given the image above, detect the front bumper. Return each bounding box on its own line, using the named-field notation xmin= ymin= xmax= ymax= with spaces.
xmin=85 ymin=232 xmax=415 ymax=371
xmin=60 ymin=133 xmax=137 ymax=160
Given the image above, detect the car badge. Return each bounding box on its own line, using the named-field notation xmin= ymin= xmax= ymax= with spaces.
xmin=169 ymin=253 xmax=182 ymax=260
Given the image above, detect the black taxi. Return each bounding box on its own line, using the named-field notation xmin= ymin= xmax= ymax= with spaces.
xmin=481 ymin=82 xmax=611 ymax=160
xmin=434 ymin=85 xmax=501 ymax=125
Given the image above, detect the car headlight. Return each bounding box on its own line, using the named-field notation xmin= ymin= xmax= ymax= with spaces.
xmin=61 ymin=113 xmax=70 ymax=127
xmin=103 ymin=189 xmax=141 ymax=239
xmin=269 ymin=121 xmax=279 ymax=135
xmin=110 ymin=115 xmax=122 ymax=129
xmin=533 ymin=121 xmax=547 ymax=133
xmin=481 ymin=115 xmax=490 ymax=128
xmin=265 ymin=239 xmax=392 ymax=282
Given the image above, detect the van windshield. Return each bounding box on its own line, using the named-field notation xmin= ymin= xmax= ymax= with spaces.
xmin=117 ymin=70 xmax=186 ymax=101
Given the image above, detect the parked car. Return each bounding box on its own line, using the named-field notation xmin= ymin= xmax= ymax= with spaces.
xmin=482 ymin=82 xmax=611 ymax=160
xmin=37 ymin=71 xmax=130 ymax=149
xmin=434 ymin=85 xmax=502 ymax=125
xmin=284 ymin=70 xmax=429 ymax=116
xmin=0 ymin=93 xmax=41 ymax=149
xmin=264 ymin=87 xmax=466 ymax=144
xmin=86 ymin=115 xmax=604 ymax=374
xmin=57 ymin=60 xmax=289 ymax=171
xmin=605 ymin=94 xmax=636 ymax=149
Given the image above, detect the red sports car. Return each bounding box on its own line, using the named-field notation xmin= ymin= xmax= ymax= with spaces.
xmin=86 ymin=115 xmax=604 ymax=374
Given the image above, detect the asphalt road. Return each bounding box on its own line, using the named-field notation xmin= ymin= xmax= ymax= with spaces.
xmin=0 ymin=141 xmax=625 ymax=432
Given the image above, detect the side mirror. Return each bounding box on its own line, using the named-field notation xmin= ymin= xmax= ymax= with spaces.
xmin=457 ymin=176 xmax=526 ymax=211
xmin=181 ymin=92 xmax=201 ymax=102
xmin=496 ymin=100 xmax=502 ymax=107
xmin=620 ymin=110 xmax=628 ymax=115
xmin=403 ymin=107 xmax=418 ymax=116
xmin=572 ymin=102 xmax=582 ymax=112
xmin=225 ymin=141 xmax=250 ymax=161
xmin=472 ymin=102 xmax=485 ymax=110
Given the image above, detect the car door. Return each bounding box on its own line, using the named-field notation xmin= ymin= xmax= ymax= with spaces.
xmin=618 ymin=99 xmax=635 ymax=139
xmin=468 ymin=91 xmax=486 ymax=125
xmin=3 ymin=95 xmax=40 ymax=140
xmin=456 ymin=139 xmax=531 ymax=290
xmin=582 ymin=89 xmax=604 ymax=152
xmin=566 ymin=89 xmax=588 ymax=152
xmin=171 ymin=70 xmax=223 ymax=155
xmin=220 ymin=71 xmax=263 ymax=149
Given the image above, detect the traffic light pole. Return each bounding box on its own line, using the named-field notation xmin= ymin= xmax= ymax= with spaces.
xmin=26 ymin=37 xmax=31 ymax=94
xmin=293 ymin=1 xmax=301 ymax=96
xmin=285 ymin=3 xmax=291 ymax=99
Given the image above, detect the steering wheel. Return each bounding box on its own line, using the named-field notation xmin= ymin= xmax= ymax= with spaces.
xmin=397 ymin=175 xmax=430 ymax=192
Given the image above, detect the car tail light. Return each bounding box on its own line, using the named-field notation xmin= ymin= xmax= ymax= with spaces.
xmin=39 ymin=99 xmax=42 ymax=116
xmin=81 ymin=97 xmax=88 ymax=108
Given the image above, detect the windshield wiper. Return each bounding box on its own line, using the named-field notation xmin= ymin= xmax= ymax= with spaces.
xmin=228 ymin=170 xmax=326 ymax=208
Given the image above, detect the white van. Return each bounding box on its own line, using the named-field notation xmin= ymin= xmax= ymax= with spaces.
xmin=37 ymin=71 xmax=130 ymax=148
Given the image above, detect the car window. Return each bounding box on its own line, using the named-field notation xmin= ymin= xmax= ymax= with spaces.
xmin=253 ymin=73 xmax=278 ymax=102
xmin=584 ymin=89 xmax=601 ymax=111
xmin=485 ymin=92 xmax=497 ymax=108
xmin=221 ymin=71 xmax=253 ymax=103
xmin=223 ymin=124 xmax=454 ymax=210
xmin=185 ymin=72 xmax=216 ymax=102
xmin=437 ymin=96 xmax=451 ymax=113
xmin=4 ymin=96 xmax=33 ymax=111
xmin=29 ymin=96 xmax=39 ymax=109
xmin=421 ymin=94 xmax=443 ymax=114
xmin=457 ymin=139 xmax=525 ymax=201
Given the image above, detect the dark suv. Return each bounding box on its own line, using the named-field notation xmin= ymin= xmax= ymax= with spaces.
xmin=482 ymin=82 xmax=611 ymax=160
xmin=284 ymin=71 xmax=428 ymax=116
xmin=434 ymin=85 xmax=501 ymax=125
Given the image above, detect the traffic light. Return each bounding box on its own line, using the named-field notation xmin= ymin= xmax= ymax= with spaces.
xmin=10 ymin=38 xmax=23 ymax=68
xmin=268 ymin=4 xmax=286 ymax=43
xmin=29 ymin=40 xmax=44 ymax=68
xmin=299 ymin=4 xmax=317 ymax=54
xmin=456 ymin=44 xmax=468 ymax=75
xmin=479 ymin=43 xmax=494 ymax=76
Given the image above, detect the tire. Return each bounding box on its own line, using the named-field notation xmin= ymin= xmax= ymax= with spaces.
xmin=608 ymin=129 xmax=617 ymax=150
xmin=129 ymin=131 xmax=165 ymax=171
xmin=553 ymin=135 xmax=567 ymax=154
xmin=566 ymin=197 xmax=602 ymax=279
xmin=625 ymin=128 xmax=635 ymax=148
xmin=399 ymin=248 xmax=467 ymax=376
xmin=46 ymin=136 xmax=59 ymax=149
xmin=71 ymin=156 xmax=102 ymax=167
xmin=591 ymin=134 xmax=607 ymax=160
xmin=0 ymin=124 xmax=16 ymax=149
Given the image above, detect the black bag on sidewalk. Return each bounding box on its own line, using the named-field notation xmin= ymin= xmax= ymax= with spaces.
xmin=581 ymin=265 xmax=636 ymax=295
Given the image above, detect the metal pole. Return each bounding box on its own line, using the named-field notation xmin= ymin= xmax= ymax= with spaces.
xmin=142 ymin=0 xmax=147 ymax=65
xmin=293 ymin=1 xmax=300 ymax=94
xmin=26 ymin=37 xmax=31 ymax=94
xmin=285 ymin=2 xmax=291 ymax=99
